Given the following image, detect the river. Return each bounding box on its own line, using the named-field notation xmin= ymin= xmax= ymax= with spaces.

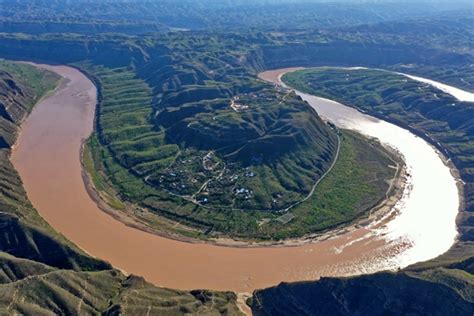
xmin=260 ymin=67 xmax=464 ymax=268
xmin=10 ymin=63 xmax=466 ymax=295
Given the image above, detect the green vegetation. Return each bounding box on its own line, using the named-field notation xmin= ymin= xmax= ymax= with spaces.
xmin=83 ymin=135 xmax=126 ymax=211
xmin=294 ymin=131 xmax=397 ymax=231
xmin=249 ymin=130 xmax=400 ymax=239
xmin=0 ymin=9 xmax=473 ymax=314
xmin=3 ymin=0 xmax=467 ymax=33
xmin=0 ymin=61 xmax=242 ymax=315
xmin=78 ymin=61 xmax=400 ymax=240
xmin=0 ymin=59 xmax=60 ymax=148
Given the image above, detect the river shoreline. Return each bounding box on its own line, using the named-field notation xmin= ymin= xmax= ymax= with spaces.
xmin=276 ymin=67 xmax=465 ymax=232
xmin=10 ymin=62 xmax=462 ymax=293
xmin=76 ymin=62 xmax=410 ymax=248
xmin=262 ymin=67 xmax=461 ymax=266
xmin=80 ymin=129 xmax=408 ymax=248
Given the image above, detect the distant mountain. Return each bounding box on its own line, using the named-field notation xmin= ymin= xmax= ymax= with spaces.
xmin=1 ymin=0 xmax=471 ymax=33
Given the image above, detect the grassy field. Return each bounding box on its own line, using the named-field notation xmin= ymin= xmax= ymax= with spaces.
xmin=254 ymin=130 xmax=399 ymax=239
xmin=86 ymin=100 xmax=399 ymax=241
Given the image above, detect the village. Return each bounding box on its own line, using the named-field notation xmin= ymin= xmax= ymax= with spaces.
xmin=148 ymin=145 xmax=293 ymax=211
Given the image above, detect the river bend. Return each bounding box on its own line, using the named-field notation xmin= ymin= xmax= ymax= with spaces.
xmin=11 ymin=64 xmax=467 ymax=293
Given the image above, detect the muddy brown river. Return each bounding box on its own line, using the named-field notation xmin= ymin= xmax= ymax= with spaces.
xmin=11 ymin=64 xmax=463 ymax=295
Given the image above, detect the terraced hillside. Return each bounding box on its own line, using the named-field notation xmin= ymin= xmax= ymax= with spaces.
xmin=78 ymin=44 xmax=404 ymax=240
xmin=81 ymin=59 xmax=344 ymax=238
xmin=0 ymin=60 xmax=242 ymax=315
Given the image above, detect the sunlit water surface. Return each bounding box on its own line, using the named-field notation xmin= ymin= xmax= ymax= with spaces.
xmin=263 ymin=67 xmax=471 ymax=269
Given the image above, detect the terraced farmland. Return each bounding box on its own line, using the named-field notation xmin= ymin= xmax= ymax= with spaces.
xmin=81 ymin=62 xmax=400 ymax=240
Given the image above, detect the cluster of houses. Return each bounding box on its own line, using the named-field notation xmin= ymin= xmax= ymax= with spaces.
xmin=233 ymin=187 xmax=252 ymax=200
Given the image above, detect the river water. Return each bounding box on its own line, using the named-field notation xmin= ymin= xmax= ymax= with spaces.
xmin=260 ymin=68 xmax=465 ymax=268
xmin=11 ymin=64 xmax=467 ymax=294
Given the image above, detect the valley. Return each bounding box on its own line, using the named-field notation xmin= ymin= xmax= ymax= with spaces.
xmin=6 ymin=61 xmax=461 ymax=297
xmin=0 ymin=2 xmax=472 ymax=314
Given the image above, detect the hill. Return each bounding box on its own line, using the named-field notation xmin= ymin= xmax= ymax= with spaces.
xmin=252 ymin=260 xmax=474 ymax=315
xmin=0 ymin=15 xmax=471 ymax=240
xmin=0 ymin=14 xmax=473 ymax=314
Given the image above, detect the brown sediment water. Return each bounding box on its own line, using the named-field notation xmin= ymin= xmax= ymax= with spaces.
xmin=11 ymin=63 xmax=458 ymax=294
